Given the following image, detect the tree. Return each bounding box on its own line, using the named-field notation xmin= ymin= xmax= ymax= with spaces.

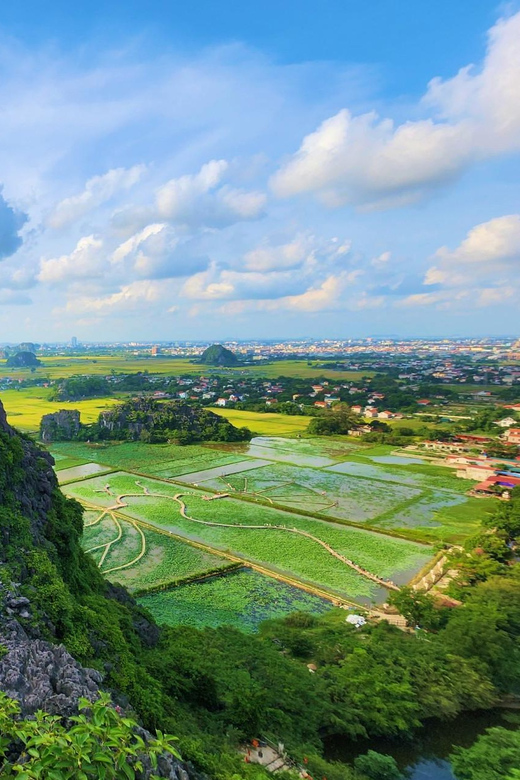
xmin=450 ymin=727 xmax=520 ymax=780
xmin=387 ymin=586 xmax=441 ymax=629
xmin=354 ymin=751 xmax=402 ymax=780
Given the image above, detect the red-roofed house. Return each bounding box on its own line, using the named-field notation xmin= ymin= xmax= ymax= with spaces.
xmin=504 ymin=428 xmax=520 ymax=445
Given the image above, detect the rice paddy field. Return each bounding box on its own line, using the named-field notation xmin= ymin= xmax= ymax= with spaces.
xmin=59 ymin=427 xmax=498 ymax=626
xmin=0 ymin=355 xmax=369 ymax=381
xmin=82 ymin=505 xmax=233 ymax=592
xmin=207 ymin=408 xmax=311 ymax=435
xmin=56 ymin=462 xmax=115 ymax=483
xmin=189 ymin=462 xmax=423 ymax=523
xmin=49 ymin=441 xmax=244 ymax=476
xmin=137 ymin=568 xmax=332 ymax=632
xmin=2 ymin=387 xmax=120 ymax=432
xmin=66 ymin=470 xmax=432 ymax=603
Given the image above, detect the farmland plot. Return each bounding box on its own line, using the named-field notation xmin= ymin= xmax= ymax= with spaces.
xmin=57 ymin=462 xmax=112 ymax=483
xmin=82 ymin=506 xmax=232 ymax=591
xmin=195 ymin=462 xmax=423 ymax=523
xmin=66 ymin=472 xmax=431 ymax=601
xmin=138 ymin=568 xmax=331 ymax=632
xmin=50 ymin=441 xmax=243 ymax=476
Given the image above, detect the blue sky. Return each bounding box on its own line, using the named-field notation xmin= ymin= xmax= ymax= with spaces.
xmin=0 ymin=0 xmax=519 ymax=341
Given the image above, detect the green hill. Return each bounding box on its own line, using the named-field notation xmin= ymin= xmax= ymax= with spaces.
xmin=199 ymin=344 xmax=238 ymax=366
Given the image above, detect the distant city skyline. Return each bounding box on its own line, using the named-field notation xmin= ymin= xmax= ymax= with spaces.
xmin=0 ymin=1 xmax=518 ymax=340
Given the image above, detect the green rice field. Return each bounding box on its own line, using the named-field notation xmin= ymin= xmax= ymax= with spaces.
xmin=82 ymin=507 xmax=233 ymax=592
xmin=137 ymin=568 xmax=332 ymax=632
xmin=67 ymin=471 xmax=432 ymax=602
xmin=49 ymin=441 xmax=244 ymax=476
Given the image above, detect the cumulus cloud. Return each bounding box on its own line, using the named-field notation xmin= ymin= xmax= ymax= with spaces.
xmin=38 ymin=235 xmax=104 ymax=284
xmin=63 ymin=280 xmax=162 ymax=315
xmin=180 ymin=233 xmax=357 ymax=307
xmin=181 ymin=265 xmax=307 ymax=302
xmin=270 ymin=274 xmax=346 ymax=312
xmin=49 ymin=165 xmax=146 ymax=229
xmin=243 ymin=234 xmax=351 ymax=272
xmin=400 ymin=215 xmax=520 ymax=309
xmin=111 ymin=223 xmax=209 ymax=279
xmin=271 ymin=11 xmax=520 ymax=209
xmin=156 ymin=160 xmax=266 ymax=228
xmin=429 ymin=214 xmax=520 ymax=272
xmin=0 ymin=188 xmax=28 ymax=259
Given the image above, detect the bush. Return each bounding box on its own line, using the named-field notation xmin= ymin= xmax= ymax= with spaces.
xmin=0 ymin=691 xmax=180 ymax=779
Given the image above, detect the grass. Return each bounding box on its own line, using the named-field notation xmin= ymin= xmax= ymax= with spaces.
xmin=137 ymin=568 xmax=332 ymax=632
xmin=1 ymin=387 xmax=120 ymax=431
xmin=65 ymin=471 xmax=432 ymax=601
xmin=208 ymin=408 xmax=311 ymax=435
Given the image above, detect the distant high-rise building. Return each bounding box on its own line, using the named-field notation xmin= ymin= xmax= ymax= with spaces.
xmin=151 ymin=345 xmax=159 ymax=356
xmin=71 ymin=336 xmax=78 ymax=348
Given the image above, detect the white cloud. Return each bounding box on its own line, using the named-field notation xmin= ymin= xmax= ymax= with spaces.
xmin=370 ymin=251 xmax=391 ymax=268
xmin=243 ymin=234 xmax=351 ymax=273
xmin=260 ymin=270 xmax=360 ymax=312
xmin=63 ymin=280 xmax=162 ymax=315
xmin=430 ymin=214 xmax=520 ymax=270
xmin=414 ymin=214 xmax=520 ymax=310
xmin=156 ymin=160 xmax=266 ymax=228
xmin=111 ymin=223 xmax=166 ymax=264
xmin=38 ymin=235 xmax=104 ymax=284
xmin=48 ymin=165 xmax=146 ymax=229
xmin=244 ymin=235 xmax=312 ymax=272
xmin=112 ymin=223 xmax=209 ymax=279
xmin=272 ymin=12 xmax=520 ymax=209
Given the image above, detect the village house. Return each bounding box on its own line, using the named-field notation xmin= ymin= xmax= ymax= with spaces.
xmin=503 ymin=428 xmax=520 ymax=445
xmin=364 ymin=408 xmax=379 ymax=419
xmin=314 ymin=401 xmax=327 ymax=409
xmin=423 ymin=442 xmax=467 ymax=454
xmin=215 ymin=398 xmax=228 ymax=407
xmin=324 ymin=396 xmax=340 ymax=406
xmin=378 ymin=410 xmax=394 ymax=419
xmin=494 ymin=417 xmax=517 ymax=428
xmin=351 ymin=405 xmax=363 ymax=414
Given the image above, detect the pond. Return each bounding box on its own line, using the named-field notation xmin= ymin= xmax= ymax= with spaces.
xmin=324 ymin=708 xmax=519 ymax=779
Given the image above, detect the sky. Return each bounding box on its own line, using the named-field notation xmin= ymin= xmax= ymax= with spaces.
xmin=0 ymin=0 xmax=519 ymax=342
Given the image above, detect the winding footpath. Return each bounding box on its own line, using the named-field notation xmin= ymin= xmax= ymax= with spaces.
xmin=102 ymin=482 xmax=400 ymax=592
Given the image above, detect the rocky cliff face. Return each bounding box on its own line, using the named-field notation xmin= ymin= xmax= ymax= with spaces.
xmin=40 ymin=408 xmax=81 ymax=442
xmin=0 ymin=583 xmax=102 ymax=717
